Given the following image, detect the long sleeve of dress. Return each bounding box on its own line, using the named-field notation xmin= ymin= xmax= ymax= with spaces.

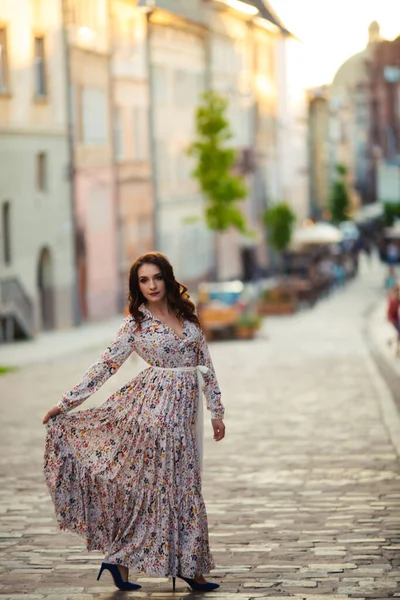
xmin=198 ymin=329 xmax=225 ymax=420
xmin=56 ymin=317 xmax=136 ymax=413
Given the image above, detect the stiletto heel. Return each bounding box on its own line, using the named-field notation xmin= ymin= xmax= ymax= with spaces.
xmin=178 ymin=576 xmax=220 ymax=592
xmin=97 ymin=562 xmax=141 ymax=591
xmin=172 ymin=577 xmax=176 ymax=592
xmin=97 ymin=563 xmax=105 ymax=581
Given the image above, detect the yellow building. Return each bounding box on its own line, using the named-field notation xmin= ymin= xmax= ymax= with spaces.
xmin=209 ymin=0 xmax=291 ymax=279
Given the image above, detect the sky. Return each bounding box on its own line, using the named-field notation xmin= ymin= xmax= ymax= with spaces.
xmin=272 ymin=0 xmax=400 ymax=91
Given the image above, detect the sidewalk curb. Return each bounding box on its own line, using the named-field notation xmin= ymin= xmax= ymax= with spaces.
xmin=364 ymin=300 xmax=400 ymax=458
xmin=364 ymin=353 xmax=400 ymax=459
xmin=0 ymin=316 xmax=124 ymax=370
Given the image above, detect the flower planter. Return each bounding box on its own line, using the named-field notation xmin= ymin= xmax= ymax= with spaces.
xmin=258 ymin=301 xmax=296 ymax=316
xmin=235 ymin=326 xmax=256 ymax=340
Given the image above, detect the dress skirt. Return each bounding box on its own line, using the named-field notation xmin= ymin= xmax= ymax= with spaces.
xmin=44 ymin=366 xmax=215 ymax=577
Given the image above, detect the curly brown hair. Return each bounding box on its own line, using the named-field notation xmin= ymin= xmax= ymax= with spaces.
xmin=128 ymin=252 xmax=201 ymax=328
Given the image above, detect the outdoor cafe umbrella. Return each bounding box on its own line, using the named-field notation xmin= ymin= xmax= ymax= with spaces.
xmin=290 ymin=222 xmax=344 ymax=248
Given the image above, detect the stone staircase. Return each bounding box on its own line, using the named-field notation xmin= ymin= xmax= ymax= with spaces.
xmin=0 ymin=278 xmax=34 ymax=342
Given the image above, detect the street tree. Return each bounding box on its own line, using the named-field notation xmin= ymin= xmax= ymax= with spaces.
xmin=329 ymin=163 xmax=351 ymax=224
xmin=263 ymin=202 xmax=296 ymax=271
xmin=188 ymin=91 xmax=248 ymax=234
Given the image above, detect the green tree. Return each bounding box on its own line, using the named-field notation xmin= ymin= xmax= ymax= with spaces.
xmin=329 ymin=164 xmax=351 ymax=224
xmin=263 ymin=202 xmax=296 ymax=255
xmin=188 ymin=91 xmax=248 ymax=233
xmin=383 ymin=202 xmax=400 ymax=226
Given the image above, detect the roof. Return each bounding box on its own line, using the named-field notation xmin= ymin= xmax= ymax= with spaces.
xmin=331 ymin=47 xmax=372 ymax=93
xmin=245 ymin=0 xmax=293 ymax=36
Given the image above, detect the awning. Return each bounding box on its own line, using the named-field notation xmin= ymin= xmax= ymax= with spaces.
xmin=353 ymin=202 xmax=383 ymax=224
xmin=290 ymin=223 xmax=343 ymax=248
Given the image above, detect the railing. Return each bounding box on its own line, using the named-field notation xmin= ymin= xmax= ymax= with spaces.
xmin=0 ymin=277 xmax=34 ymax=338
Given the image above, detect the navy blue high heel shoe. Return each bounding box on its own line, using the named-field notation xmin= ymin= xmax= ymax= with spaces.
xmin=172 ymin=576 xmax=220 ymax=592
xmin=97 ymin=562 xmax=141 ymax=591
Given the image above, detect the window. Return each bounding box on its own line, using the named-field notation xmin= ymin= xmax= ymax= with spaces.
xmin=155 ymin=140 xmax=169 ymax=182
xmin=114 ymin=108 xmax=123 ymax=160
xmin=81 ymin=88 xmax=108 ymax=145
xmin=80 ymin=0 xmax=97 ymax=29
xmin=174 ymin=70 xmax=201 ymax=106
xmin=2 ymin=201 xmax=11 ymax=265
xmin=256 ymin=40 xmax=274 ymax=78
xmin=68 ymin=0 xmax=98 ymax=29
xmin=132 ymin=107 xmax=149 ymax=160
xmin=0 ymin=27 xmax=9 ymax=93
xmin=137 ymin=215 xmax=152 ymax=254
xmin=34 ymin=36 xmax=47 ymax=98
xmin=69 ymin=84 xmax=78 ymax=141
xmin=36 ymin=152 xmax=47 ymax=191
xmin=153 ymin=65 xmax=167 ymax=104
xmin=397 ymin=85 xmax=400 ymax=122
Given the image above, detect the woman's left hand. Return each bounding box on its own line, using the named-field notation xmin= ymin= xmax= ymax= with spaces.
xmin=211 ymin=419 xmax=225 ymax=442
xmin=42 ymin=405 xmax=61 ymax=424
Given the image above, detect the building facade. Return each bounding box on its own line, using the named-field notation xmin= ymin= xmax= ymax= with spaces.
xmin=209 ymin=0 xmax=290 ymax=280
xmin=0 ymin=0 xmax=293 ymax=339
xmin=307 ymin=86 xmax=330 ymax=218
xmin=328 ymin=23 xmax=381 ymax=211
xmin=148 ymin=1 xmax=214 ymax=286
xmin=0 ymin=0 xmax=75 ymax=338
xmin=66 ymin=0 xmax=120 ymax=321
xmin=111 ymin=0 xmax=153 ymax=302
xmin=369 ymin=34 xmax=400 ymax=204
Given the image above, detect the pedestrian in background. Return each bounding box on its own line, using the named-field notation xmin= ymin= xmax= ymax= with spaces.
xmin=387 ymin=282 xmax=400 ymax=355
xmin=386 ymin=241 xmax=399 ymax=266
xmin=42 ymin=252 xmax=225 ymax=593
xmin=384 ymin=266 xmax=397 ymax=292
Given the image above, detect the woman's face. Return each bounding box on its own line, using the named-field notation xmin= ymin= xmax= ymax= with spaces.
xmin=137 ymin=262 xmax=166 ymax=304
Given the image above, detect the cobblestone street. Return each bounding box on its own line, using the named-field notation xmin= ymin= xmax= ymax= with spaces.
xmin=1 ymin=260 xmax=400 ymax=600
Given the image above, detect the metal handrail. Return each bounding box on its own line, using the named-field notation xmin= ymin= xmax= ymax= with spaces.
xmin=0 ymin=277 xmax=34 ymax=333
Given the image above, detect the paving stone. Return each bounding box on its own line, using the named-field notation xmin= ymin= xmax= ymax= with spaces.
xmin=281 ymin=581 xmax=318 ymax=588
xmin=255 ymin=565 xmax=302 ymax=571
xmin=1 ymin=260 xmax=400 ymax=598
xmin=0 ymin=597 xmax=45 ymax=600
xmin=293 ymin=596 xmax=359 ymax=600
xmin=242 ymin=582 xmax=277 ymax=588
xmin=307 ymin=563 xmax=357 ymax=571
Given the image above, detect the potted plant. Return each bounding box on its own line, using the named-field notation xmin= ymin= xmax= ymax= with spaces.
xmin=258 ymin=287 xmax=297 ymax=316
xmin=235 ymin=312 xmax=262 ymax=340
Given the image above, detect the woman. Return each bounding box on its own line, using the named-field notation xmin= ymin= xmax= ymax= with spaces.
xmin=43 ymin=252 xmax=225 ymax=592
xmin=387 ymin=282 xmax=400 ymax=355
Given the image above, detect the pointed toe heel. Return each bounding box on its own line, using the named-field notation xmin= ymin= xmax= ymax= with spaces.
xmin=178 ymin=576 xmax=220 ymax=592
xmin=97 ymin=562 xmax=141 ymax=591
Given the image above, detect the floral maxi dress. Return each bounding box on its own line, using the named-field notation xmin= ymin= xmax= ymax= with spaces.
xmin=44 ymin=307 xmax=224 ymax=577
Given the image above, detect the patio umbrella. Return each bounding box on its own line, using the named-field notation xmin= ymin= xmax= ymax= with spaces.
xmin=291 ymin=223 xmax=343 ymax=248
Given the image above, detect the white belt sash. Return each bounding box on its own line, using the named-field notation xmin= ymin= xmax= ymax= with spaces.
xmin=152 ymin=365 xmax=208 ymax=469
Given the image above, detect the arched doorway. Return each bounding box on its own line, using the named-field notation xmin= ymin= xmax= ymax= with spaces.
xmin=37 ymin=247 xmax=55 ymax=330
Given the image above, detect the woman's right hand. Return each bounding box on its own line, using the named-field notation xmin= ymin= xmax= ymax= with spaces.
xmin=42 ymin=405 xmax=62 ymax=424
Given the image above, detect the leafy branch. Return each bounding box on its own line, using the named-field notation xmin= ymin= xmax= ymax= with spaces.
xmin=188 ymin=91 xmax=248 ymax=233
